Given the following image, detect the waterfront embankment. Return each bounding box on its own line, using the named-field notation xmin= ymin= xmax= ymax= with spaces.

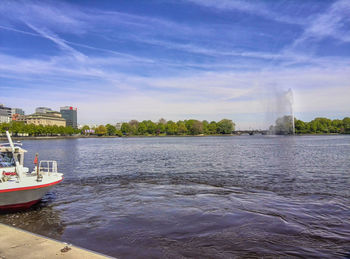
xmin=0 ymin=223 xmax=111 ymax=259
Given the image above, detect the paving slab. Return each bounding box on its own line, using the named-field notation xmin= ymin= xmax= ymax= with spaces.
xmin=0 ymin=223 xmax=112 ymax=259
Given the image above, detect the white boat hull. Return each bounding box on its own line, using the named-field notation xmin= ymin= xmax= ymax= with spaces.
xmin=0 ymin=179 xmax=62 ymax=210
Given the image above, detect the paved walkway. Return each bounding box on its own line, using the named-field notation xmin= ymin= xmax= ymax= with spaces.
xmin=0 ymin=223 xmax=111 ymax=259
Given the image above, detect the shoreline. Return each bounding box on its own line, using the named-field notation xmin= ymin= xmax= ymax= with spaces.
xmin=0 ymin=133 xmax=346 ymax=141
xmin=0 ymin=134 xmax=235 ymax=140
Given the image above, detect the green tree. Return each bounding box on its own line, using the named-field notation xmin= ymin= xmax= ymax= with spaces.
xmin=121 ymin=123 xmax=132 ymax=135
xmin=207 ymin=121 xmax=218 ymax=134
xmin=144 ymin=120 xmax=156 ymax=135
xmin=177 ymin=121 xmax=187 ymax=135
xmin=95 ymin=125 xmax=107 ymax=136
xmin=156 ymin=123 xmax=165 ymax=135
xmin=129 ymin=120 xmax=139 ymax=135
xmin=166 ymin=121 xmax=178 ymax=135
xmin=343 ymin=117 xmax=350 ymax=134
xmin=115 ymin=129 xmax=123 ymax=137
xmin=217 ymin=119 xmax=235 ymax=134
xmin=185 ymin=120 xmax=203 ymax=135
xmin=295 ymin=119 xmax=307 ymax=134
xmin=106 ymin=124 xmax=117 ymax=136
xmin=137 ymin=121 xmax=147 ymax=135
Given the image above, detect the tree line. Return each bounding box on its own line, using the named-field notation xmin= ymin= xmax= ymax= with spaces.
xmin=0 ymin=121 xmax=80 ymax=136
xmin=295 ymin=117 xmax=350 ymax=134
xmin=82 ymin=119 xmax=236 ymax=136
xmin=271 ymin=116 xmax=350 ymax=134
xmin=2 ymin=116 xmax=348 ymax=137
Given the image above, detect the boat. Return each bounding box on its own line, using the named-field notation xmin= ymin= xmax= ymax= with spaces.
xmin=0 ymin=131 xmax=63 ymax=211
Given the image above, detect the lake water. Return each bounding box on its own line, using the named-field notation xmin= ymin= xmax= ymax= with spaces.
xmin=1 ymin=135 xmax=350 ymax=258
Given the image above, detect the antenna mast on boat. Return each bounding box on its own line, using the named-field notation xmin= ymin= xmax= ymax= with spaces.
xmin=5 ymin=131 xmax=21 ymax=179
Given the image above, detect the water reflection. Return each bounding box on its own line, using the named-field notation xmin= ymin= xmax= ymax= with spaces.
xmin=0 ymin=193 xmax=65 ymax=240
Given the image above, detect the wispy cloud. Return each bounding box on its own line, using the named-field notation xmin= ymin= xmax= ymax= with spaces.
xmin=25 ymin=23 xmax=87 ymax=62
xmin=0 ymin=0 xmax=349 ymax=128
xmin=185 ymin=0 xmax=307 ymax=25
xmin=0 ymin=0 xmax=87 ymax=34
xmin=289 ymin=0 xmax=350 ymax=48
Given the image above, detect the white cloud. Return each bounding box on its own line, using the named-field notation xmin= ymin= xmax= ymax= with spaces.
xmin=290 ymin=0 xmax=350 ymax=48
xmin=185 ymin=0 xmax=306 ymax=25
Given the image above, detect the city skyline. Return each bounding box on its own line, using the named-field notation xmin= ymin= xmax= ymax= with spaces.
xmin=1 ymin=0 xmax=349 ymax=130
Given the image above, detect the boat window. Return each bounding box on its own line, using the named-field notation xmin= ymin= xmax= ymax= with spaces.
xmin=0 ymin=152 xmax=15 ymax=167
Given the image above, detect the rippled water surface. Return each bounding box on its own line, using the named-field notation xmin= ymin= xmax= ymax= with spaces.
xmin=1 ymin=135 xmax=350 ymax=258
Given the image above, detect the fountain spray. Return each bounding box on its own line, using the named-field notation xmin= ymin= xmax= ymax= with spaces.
xmin=286 ymin=88 xmax=295 ymax=135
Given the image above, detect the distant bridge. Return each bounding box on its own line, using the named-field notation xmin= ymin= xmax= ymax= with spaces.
xmin=234 ymin=130 xmax=269 ymax=135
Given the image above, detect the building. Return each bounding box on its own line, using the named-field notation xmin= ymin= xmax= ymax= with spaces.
xmin=60 ymin=106 xmax=77 ymax=128
xmin=35 ymin=107 xmax=52 ymax=114
xmin=0 ymin=115 xmax=10 ymax=123
xmin=11 ymin=108 xmax=25 ymax=121
xmin=18 ymin=111 xmax=66 ymax=127
xmin=115 ymin=122 xmax=123 ymax=130
xmin=0 ymin=104 xmax=25 ymax=123
xmin=11 ymin=108 xmax=25 ymax=116
xmin=0 ymin=104 xmax=12 ymax=117
xmin=0 ymin=109 xmax=10 ymax=123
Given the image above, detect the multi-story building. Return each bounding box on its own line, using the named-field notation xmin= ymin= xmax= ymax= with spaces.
xmin=17 ymin=111 xmax=66 ymax=127
xmin=35 ymin=107 xmax=52 ymax=114
xmin=0 ymin=104 xmax=12 ymax=117
xmin=1 ymin=104 xmax=25 ymax=122
xmin=0 ymin=109 xmax=10 ymax=123
xmin=60 ymin=106 xmax=77 ymax=128
xmin=11 ymin=108 xmax=25 ymax=116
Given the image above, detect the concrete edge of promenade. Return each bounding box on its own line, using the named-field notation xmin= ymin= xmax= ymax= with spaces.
xmin=0 ymin=223 xmax=113 ymax=259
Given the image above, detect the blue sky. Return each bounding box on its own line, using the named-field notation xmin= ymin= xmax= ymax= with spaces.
xmin=0 ymin=0 xmax=349 ymax=129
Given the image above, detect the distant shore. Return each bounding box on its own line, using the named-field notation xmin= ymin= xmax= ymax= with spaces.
xmin=0 ymin=133 xmax=347 ymax=141
xmin=0 ymin=134 xmax=233 ymax=141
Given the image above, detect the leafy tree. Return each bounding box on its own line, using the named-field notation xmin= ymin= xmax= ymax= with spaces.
xmin=156 ymin=122 xmax=166 ymax=135
xmin=295 ymin=119 xmax=306 ymax=134
xmin=121 ymin=123 xmax=132 ymax=135
xmin=202 ymin=120 xmax=209 ymax=134
xmin=343 ymin=117 xmax=350 ymax=134
xmin=106 ymin=124 xmax=117 ymax=136
xmin=207 ymin=121 xmax=218 ymax=134
xmin=185 ymin=120 xmax=203 ymax=135
xmin=65 ymin=126 xmax=75 ymax=135
xmin=129 ymin=120 xmax=139 ymax=135
xmin=192 ymin=120 xmax=203 ymax=135
xmin=137 ymin=121 xmax=147 ymax=135
xmin=166 ymin=121 xmax=178 ymax=135
xmin=177 ymin=121 xmax=187 ymax=135
xmin=145 ymin=120 xmax=157 ymax=135
xmin=115 ymin=129 xmax=123 ymax=137
xmin=217 ymin=119 xmax=235 ymax=134
xmin=95 ymin=125 xmax=107 ymax=136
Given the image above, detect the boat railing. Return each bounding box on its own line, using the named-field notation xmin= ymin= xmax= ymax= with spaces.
xmin=39 ymin=160 xmax=58 ymax=175
xmin=0 ymin=142 xmax=23 ymax=147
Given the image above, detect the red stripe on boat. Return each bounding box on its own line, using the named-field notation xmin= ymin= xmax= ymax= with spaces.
xmin=2 ymin=172 xmax=17 ymax=176
xmin=0 ymin=199 xmax=40 ymax=210
xmin=0 ymin=179 xmax=63 ymax=193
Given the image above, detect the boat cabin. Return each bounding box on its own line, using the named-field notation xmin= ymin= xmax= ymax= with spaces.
xmin=0 ymin=146 xmax=27 ymax=168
